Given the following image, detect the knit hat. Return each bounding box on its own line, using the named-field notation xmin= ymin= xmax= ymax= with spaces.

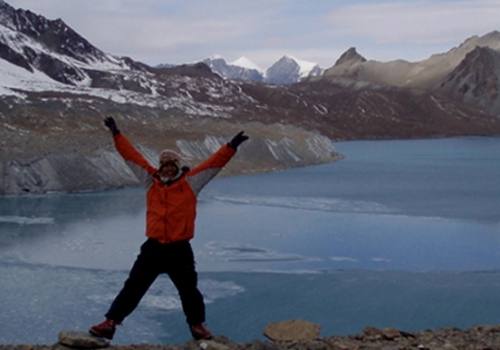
xmin=159 ymin=149 xmax=182 ymax=167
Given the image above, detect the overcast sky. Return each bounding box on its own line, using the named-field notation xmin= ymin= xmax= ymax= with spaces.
xmin=6 ymin=0 xmax=500 ymax=69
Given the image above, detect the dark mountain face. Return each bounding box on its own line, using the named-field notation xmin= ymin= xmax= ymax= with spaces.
xmin=265 ymin=56 xmax=300 ymax=85
xmin=334 ymin=47 xmax=367 ymax=66
xmin=439 ymin=46 xmax=500 ymax=114
xmin=239 ymin=79 xmax=500 ymax=140
xmin=0 ymin=0 xmax=107 ymax=64
xmin=202 ymin=57 xmax=263 ymax=82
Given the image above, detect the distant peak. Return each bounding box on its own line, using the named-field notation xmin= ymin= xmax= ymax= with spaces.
xmin=279 ymin=55 xmax=295 ymax=62
xmin=267 ymin=55 xmax=319 ymax=79
xmin=470 ymin=45 xmax=496 ymax=55
xmin=461 ymin=30 xmax=500 ymax=46
xmin=334 ymin=47 xmax=366 ymax=66
xmin=230 ymin=56 xmax=262 ymax=72
xmin=0 ymin=0 xmax=15 ymax=11
xmin=482 ymin=30 xmax=500 ymax=40
xmin=209 ymin=54 xmax=225 ymax=61
xmin=452 ymin=45 xmax=499 ymax=75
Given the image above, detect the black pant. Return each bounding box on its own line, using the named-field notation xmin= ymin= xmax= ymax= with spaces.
xmin=106 ymin=239 xmax=205 ymax=325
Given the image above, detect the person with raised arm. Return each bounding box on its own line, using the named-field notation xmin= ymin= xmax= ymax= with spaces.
xmin=89 ymin=117 xmax=248 ymax=340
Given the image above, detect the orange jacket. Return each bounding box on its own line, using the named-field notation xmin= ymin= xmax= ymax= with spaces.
xmin=113 ymin=133 xmax=236 ymax=243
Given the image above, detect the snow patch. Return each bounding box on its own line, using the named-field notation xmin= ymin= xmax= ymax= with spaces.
xmin=0 ymin=216 xmax=54 ymax=225
xmin=289 ymin=55 xmax=319 ymax=78
xmin=330 ymin=256 xmax=358 ymax=262
xmin=204 ymin=241 xmax=308 ymax=263
xmin=208 ymin=194 xmax=396 ymax=214
xmin=313 ymin=104 xmax=328 ymax=115
xmin=231 ymin=56 xmax=263 ymax=72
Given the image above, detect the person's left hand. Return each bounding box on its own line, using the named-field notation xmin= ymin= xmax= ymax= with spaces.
xmin=228 ymin=131 xmax=249 ymax=150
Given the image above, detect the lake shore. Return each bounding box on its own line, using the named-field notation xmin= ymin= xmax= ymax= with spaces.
xmin=2 ymin=324 xmax=500 ymax=349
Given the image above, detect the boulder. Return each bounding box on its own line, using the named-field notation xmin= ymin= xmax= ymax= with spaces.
xmin=58 ymin=331 xmax=110 ymax=348
xmin=263 ymin=320 xmax=321 ymax=342
xmin=381 ymin=327 xmax=402 ymax=340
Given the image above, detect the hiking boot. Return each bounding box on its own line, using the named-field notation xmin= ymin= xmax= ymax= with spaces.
xmin=89 ymin=319 xmax=117 ymax=340
xmin=190 ymin=323 xmax=213 ymax=340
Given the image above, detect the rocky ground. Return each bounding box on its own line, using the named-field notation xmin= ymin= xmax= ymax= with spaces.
xmin=2 ymin=321 xmax=500 ymax=350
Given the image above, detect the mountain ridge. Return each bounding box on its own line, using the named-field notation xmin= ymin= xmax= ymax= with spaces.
xmin=1 ymin=1 xmax=500 ymax=195
xmin=322 ymin=30 xmax=500 ymax=91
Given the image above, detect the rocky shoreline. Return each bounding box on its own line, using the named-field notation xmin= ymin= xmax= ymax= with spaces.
xmin=2 ymin=322 xmax=500 ymax=350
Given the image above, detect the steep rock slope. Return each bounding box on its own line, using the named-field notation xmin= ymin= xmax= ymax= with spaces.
xmin=439 ymin=46 xmax=500 ymax=115
xmin=265 ymin=55 xmax=322 ymax=85
xmin=241 ymin=79 xmax=500 ymax=140
xmin=202 ymin=56 xmax=264 ymax=82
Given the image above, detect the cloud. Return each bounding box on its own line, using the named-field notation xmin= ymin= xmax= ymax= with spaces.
xmin=326 ymin=0 xmax=500 ymax=45
xmin=7 ymin=0 xmax=286 ymax=64
xmin=7 ymin=0 xmax=500 ymax=66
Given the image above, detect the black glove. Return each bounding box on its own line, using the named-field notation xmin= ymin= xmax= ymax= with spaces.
xmin=228 ymin=131 xmax=249 ymax=150
xmin=104 ymin=117 xmax=120 ymax=136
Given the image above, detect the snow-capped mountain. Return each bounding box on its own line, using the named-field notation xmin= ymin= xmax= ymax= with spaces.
xmin=201 ymin=56 xmax=263 ymax=82
xmin=0 ymin=0 xmax=257 ymax=110
xmin=231 ymin=56 xmax=263 ymax=72
xmin=201 ymin=54 xmax=323 ymax=85
xmin=265 ymin=55 xmax=322 ymax=85
xmin=0 ymin=0 xmax=341 ymax=194
xmin=0 ymin=0 xmax=146 ymax=87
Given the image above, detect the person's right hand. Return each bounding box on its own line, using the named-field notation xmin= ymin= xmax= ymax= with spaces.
xmin=104 ymin=117 xmax=120 ymax=135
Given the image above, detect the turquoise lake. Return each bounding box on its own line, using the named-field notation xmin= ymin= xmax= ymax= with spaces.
xmin=1 ymin=137 xmax=500 ymax=344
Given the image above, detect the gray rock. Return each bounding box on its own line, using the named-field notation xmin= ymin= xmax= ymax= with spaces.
xmin=183 ymin=336 xmax=238 ymax=350
xmin=361 ymin=327 xmax=384 ymax=340
xmin=58 ymin=331 xmax=109 ymax=348
xmin=264 ymin=320 xmax=321 ymax=342
xmin=239 ymin=341 xmax=281 ymax=350
xmin=197 ymin=340 xmax=231 ymax=350
xmin=359 ymin=327 xmax=403 ymax=341
xmin=381 ymin=328 xmax=401 ymax=340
